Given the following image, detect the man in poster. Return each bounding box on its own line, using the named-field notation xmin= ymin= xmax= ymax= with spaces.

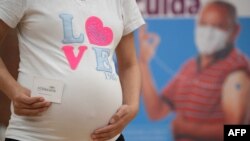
xmin=139 ymin=1 xmax=250 ymax=141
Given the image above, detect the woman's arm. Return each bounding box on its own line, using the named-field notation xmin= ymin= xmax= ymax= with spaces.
xmin=92 ymin=32 xmax=141 ymax=141
xmin=0 ymin=20 xmax=51 ymax=116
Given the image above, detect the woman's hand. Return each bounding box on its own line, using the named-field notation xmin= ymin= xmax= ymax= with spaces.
xmin=11 ymin=85 xmax=51 ymax=116
xmin=91 ymin=105 xmax=138 ymax=141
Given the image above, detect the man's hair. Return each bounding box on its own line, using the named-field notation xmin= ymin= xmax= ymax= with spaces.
xmin=207 ymin=0 xmax=238 ymax=24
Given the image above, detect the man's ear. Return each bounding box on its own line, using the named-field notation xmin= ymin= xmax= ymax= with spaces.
xmin=231 ymin=24 xmax=240 ymax=42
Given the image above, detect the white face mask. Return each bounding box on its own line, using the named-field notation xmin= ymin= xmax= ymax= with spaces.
xmin=195 ymin=25 xmax=230 ymax=55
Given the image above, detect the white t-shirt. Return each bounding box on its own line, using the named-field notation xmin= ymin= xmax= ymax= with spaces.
xmin=0 ymin=0 xmax=144 ymax=141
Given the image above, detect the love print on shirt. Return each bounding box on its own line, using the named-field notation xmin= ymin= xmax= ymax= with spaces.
xmin=59 ymin=13 xmax=117 ymax=80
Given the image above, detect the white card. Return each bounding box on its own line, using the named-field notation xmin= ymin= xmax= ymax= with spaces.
xmin=31 ymin=77 xmax=64 ymax=103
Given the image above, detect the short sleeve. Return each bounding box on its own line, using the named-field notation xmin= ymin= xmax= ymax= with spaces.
xmin=160 ymin=59 xmax=195 ymax=108
xmin=160 ymin=70 xmax=182 ymax=110
xmin=0 ymin=0 xmax=26 ymax=28
xmin=121 ymin=0 xmax=145 ymax=36
xmin=161 ymin=76 xmax=178 ymax=103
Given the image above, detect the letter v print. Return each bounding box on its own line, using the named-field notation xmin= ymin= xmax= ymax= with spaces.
xmin=62 ymin=46 xmax=88 ymax=70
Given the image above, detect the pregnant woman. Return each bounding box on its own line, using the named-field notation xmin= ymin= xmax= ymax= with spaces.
xmin=0 ymin=0 xmax=144 ymax=141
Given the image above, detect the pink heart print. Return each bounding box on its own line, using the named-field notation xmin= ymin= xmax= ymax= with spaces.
xmin=86 ymin=16 xmax=113 ymax=46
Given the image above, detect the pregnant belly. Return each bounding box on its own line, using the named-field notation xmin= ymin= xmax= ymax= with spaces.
xmin=11 ymin=72 xmax=123 ymax=141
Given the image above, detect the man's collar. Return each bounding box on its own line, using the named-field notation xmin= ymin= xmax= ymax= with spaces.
xmin=196 ymin=43 xmax=234 ymax=72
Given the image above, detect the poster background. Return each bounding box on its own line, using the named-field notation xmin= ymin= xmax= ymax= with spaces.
xmin=123 ymin=0 xmax=250 ymax=140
